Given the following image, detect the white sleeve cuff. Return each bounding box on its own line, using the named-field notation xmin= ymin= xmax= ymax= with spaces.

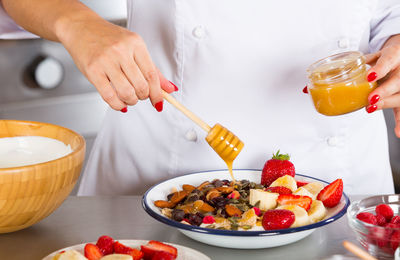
xmin=0 ymin=5 xmax=38 ymax=39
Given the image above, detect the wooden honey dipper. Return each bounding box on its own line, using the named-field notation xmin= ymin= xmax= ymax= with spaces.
xmin=162 ymin=90 xmax=244 ymax=181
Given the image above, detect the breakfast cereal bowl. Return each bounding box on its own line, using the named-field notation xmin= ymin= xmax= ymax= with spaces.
xmin=142 ymin=169 xmax=350 ymax=249
xmin=347 ymin=194 xmax=400 ymax=260
xmin=0 ymin=120 xmax=85 ymax=233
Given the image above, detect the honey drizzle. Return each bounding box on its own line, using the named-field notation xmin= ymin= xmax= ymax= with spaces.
xmin=206 ymin=124 xmax=244 ymax=183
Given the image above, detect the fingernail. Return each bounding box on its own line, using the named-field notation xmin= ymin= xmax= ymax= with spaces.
xmin=367 ymin=72 xmax=377 ymax=82
xmin=155 ymin=101 xmax=163 ymax=112
xmin=303 ymin=86 xmax=308 ymax=94
xmin=120 ymin=107 xmax=128 ymax=113
xmin=169 ymin=81 xmax=179 ymax=91
xmin=366 ymin=104 xmax=377 ymax=113
xmin=369 ymin=95 xmax=380 ymax=105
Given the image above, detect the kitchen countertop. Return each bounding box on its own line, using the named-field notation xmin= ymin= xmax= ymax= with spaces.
xmin=0 ymin=195 xmax=362 ymax=260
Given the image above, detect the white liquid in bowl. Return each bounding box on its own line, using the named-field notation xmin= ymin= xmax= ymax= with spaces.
xmin=0 ymin=136 xmax=72 ymax=168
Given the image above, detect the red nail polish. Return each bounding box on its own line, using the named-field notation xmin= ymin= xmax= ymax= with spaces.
xmin=303 ymin=86 xmax=308 ymax=94
xmin=367 ymin=72 xmax=377 ymax=82
xmin=366 ymin=105 xmax=377 ymax=113
xmin=369 ymin=95 xmax=380 ymax=105
xmin=169 ymin=81 xmax=179 ymax=91
xmin=121 ymin=107 xmax=128 ymax=113
xmin=155 ymin=101 xmax=163 ymax=112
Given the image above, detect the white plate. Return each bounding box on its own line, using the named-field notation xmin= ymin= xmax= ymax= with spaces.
xmin=42 ymin=239 xmax=210 ymax=260
xmin=142 ymin=169 xmax=350 ymax=249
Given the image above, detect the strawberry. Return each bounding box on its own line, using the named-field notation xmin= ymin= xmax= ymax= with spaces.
xmin=152 ymin=251 xmax=176 ymax=260
xmin=262 ymin=209 xmax=295 ymax=230
xmin=84 ymin=243 xmax=103 ymax=260
xmin=114 ymin=241 xmax=144 ymax=260
xmin=391 ymin=216 xmax=400 ymax=225
xmin=376 ymin=214 xmax=387 ymax=226
xmin=375 ymin=204 xmax=394 ymax=222
xmin=316 ymin=179 xmax=343 ymax=208
xmin=356 ymin=212 xmax=377 ymax=225
xmin=261 ymin=150 xmax=295 ymax=187
xmin=296 ymin=181 xmax=308 ymax=187
xmin=276 ymin=194 xmax=312 ymax=211
xmin=96 ymin=235 xmax=114 ymax=255
xmin=141 ymin=241 xmax=177 ymax=260
xmin=148 ymin=241 xmax=177 ymax=258
xmin=265 ymin=186 xmax=292 ymax=195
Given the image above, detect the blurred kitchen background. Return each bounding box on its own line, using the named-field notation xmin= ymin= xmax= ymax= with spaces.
xmin=0 ymin=0 xmax=126 ymax=194
xmin=0 ymin=0 xmax=399 ymax=194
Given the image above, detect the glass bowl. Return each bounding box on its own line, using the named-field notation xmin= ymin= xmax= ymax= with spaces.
xmin=347 ymin=194 xmax=400 ymax=259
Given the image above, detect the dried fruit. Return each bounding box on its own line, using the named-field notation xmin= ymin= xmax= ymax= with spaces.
xmin=225 ymin=204 xmax=242 ymax=217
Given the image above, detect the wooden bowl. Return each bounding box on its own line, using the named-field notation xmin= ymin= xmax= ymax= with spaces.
xmin=0 ymin=120 xmax=85 ymax=233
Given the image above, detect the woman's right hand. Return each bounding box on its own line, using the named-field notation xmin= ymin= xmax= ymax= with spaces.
xmin=56 ymin=17 xmax=176 ymax=112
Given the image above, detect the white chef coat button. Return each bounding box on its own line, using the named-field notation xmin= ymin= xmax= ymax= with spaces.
xmin=338 ymin=38 xmax=349 ymax=49
xmin=327 ymin=136 xmax=339 ymax=147
xmin=192 ymin=26 xmax=205 ymax=39
xmin=185 ymin=129 xmax=198 ymax=142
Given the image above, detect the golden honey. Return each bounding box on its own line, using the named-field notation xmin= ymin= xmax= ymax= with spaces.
xmin=206 ymin=123 xmax=244 ymax=182
xmin=307 ymin=51 xmax=377 ymax=116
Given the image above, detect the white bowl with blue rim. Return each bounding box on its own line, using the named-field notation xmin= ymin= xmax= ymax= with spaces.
xmin=142 ymin=169 xmax=350 ymax=249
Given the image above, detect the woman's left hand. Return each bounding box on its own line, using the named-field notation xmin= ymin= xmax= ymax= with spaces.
xmin=366 ymin=36 xmax=400 ymax=138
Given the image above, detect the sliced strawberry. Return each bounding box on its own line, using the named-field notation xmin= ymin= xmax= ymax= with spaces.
xmin=152 ymin=251 xmax=175 ymax=260
xmin=114 ymin=241 xmax=132 ymax=254
xmin=356 ymin=212 xmax=377 ymax=225
xmin=129 ymin=248 xmax=144 ymax=260
xmin=265 ymin=186 xmax=292 ymax=195
xmin=317 ymin=179 xmax=343 ymax=208
xmin=141 ymin=245 xmax=160 ymax=260
xmin=296 ymin=181 xmax=308 ymax=187
xmin=147 ymin=241 xmax=177 ymax=258
xmin=277 ymin=194 xmax=312 ymax=211
xmin=114 ymin=241 xmax=143 ymax=260
xmin=96 ymin=235 xmax=114 ymax=255
xmin=262 ymin=209 xmax=295 ymax=230
xmin=375 ymin=204 xmax=394 ymax=222
xmin=84 ymin=243 xmax=103 ymax=260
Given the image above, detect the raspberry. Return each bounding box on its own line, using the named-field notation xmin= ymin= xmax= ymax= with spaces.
xmin=356 ymin=212 xmax=377 ymax=225
xmin=375 ymin=204 xmax=394 ymax=222
xmin=376 ymin=214 xmax=387 ymax=226
xmin=202 ymin=215 xmax=215 ymax=224
xmin=391 ymin=216 xmax=400 ymax=225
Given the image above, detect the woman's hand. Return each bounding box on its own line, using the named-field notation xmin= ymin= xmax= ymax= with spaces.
xmin=366 ymin=35 xmax=400 ymax=138
xmin=57 ymin=17 xmax=176 ymax=112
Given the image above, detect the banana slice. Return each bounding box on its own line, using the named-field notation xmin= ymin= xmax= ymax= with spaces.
xmin=308 ymin=200 xmax=327 ymax=223
xmin=293 ymin=187 xmax=314 ymax=198
xmin=277 ymin=205 xmax=310 ymax=227
xmin=249 ymin=189 xmax=279 ymax=211
xmin=269 ymin=175 xmax=297 ymax=192
xmin=53 ymin=250 xmax=87 ymax=260
xmin=101 ymin=254 xmax=134 ymax=260
xmin=302 ymin=182 xmax=324 ymax=199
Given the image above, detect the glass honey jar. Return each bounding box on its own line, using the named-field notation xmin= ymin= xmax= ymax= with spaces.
xmin=307 ymin=51 xmax=377 ymax=116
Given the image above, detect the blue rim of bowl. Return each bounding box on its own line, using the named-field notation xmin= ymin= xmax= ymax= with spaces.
xmin=142 ymin=169 xmax=350 ymax=237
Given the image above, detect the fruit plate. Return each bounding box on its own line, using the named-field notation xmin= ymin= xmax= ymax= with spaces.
xmin=42 ymin=239 xmax=210 ymax=260
xmin=142 ymin=169 xmax=350 ymax=249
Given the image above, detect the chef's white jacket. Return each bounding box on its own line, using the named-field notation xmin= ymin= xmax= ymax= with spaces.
xmin=1 ymin=0 xmax=400 ymax=195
